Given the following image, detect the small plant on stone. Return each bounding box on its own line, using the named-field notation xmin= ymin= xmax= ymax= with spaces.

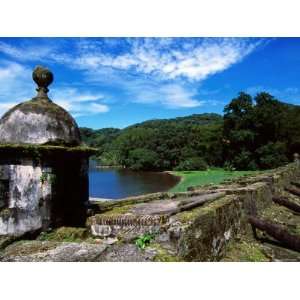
xmin=40 ymin=172 xmax=56 ymax=185
xmin=135 ymin=233 xmax=155 ymax=250
xmin=40 ymin=172 xmax=48 ymax=184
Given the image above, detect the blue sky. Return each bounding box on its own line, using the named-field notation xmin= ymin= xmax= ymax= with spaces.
xmin=0 ymin=37 xmax=300 ymax=129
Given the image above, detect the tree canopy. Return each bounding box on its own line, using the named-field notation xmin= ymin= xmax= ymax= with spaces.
xmin=80 ymin=92 xmax=300 ymax=171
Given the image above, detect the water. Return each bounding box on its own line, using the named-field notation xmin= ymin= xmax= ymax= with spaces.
xmin=89 ymin=163 xmax=180 ymax=199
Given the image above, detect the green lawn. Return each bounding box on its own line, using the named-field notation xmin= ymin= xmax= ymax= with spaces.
xmin=169 ymin=168 xmax=259 ymax=193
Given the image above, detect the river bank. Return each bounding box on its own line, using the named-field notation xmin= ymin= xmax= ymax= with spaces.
xmin=169 ymin=168 xmax=260 ymax=193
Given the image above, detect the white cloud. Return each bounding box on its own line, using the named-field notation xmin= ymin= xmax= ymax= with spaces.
xmin=0 ymin=38 xmax=266 ymax=112
xmin=0 ymin=38 xmax=263 ymax=82
xmin=68 ymin=38 xmax=263 ymax=108
xmin=49 ymin=88 xmax=109 ymax=117
xmin=50 ymin=87 xmax=104 ymax=103
xmin=62 ymin=102 xmax=109 ymax=118
xmin=0 ymin=41 xmax=56 ymax=62
xmin=133 ymin=84 xmax=203 ymax=108
xmin=71 ymin=38 xmax=262 ymax=82
xmin=161 ymin=85 xmax=205 ymax=108
xmin=0 ymin=60 xmax=109 ymax=118
xmin=0 ymin=61 xmax=33 ymax=103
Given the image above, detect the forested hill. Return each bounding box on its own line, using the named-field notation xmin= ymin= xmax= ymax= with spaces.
xmin=80 ymin=113 xmax=223 ymax=170
xmin=126 ymin=113 xmax=222 ymax=129
xmin=80 ymin=127 xmax=121 ymax=148
xmin=80 ymin=92 xmax=300 ymax=171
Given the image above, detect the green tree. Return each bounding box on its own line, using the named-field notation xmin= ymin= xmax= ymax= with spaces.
xmin=223 ymin=92 xmax=255 ymax=168
xmin=126 ymin=148 xmax=160 ymax=171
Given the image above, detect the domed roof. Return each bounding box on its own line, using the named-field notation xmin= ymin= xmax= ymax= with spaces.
xmin=0 ymin=66 xmax=81 ymax=146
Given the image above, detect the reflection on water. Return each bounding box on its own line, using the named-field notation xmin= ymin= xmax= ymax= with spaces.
xmin=89 ymin=162 xmax=179 ymax=199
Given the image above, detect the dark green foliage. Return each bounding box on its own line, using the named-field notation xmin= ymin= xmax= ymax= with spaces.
xmin=174 ymin=157 xmax=208 ymax=171
xmin=232 ymin=150 xmax=257 ymax=171
xmin=81 ymin=114 xmax=223 ymax=171
xmin=80 ymin=127 xmax=121 ymax=156
xmin=80 ymin=94 xmax=300 ymax=171
xmin=127 ymin=148 xmax=160 ymax=171
xmin=256 ymin=142 xmax=288 ymax=169
xmin=223 ymin=92 xmax=300 ymax=170
xmin=98 ymin=149 xmax=121 ymax=166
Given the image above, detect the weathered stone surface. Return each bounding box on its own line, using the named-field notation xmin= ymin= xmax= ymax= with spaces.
xmin=90 ymin=189 xmax=218 ymax=215
xmin=130 ymin=200 xmax=177 ymax=215
xmin=0 ymin=162 xmax=52 ymax=236
xmin=97 ymin=243 xmax=157 ymax=262
xmin=0 ymin=99 xmax=81 ymax=146
xmin=0 ymin=241 xmax=107 ymax=262
xmin=260 ymin=243 xmax=300 ymax=262
xmin=169 ymin=195 xmax=244 ymax=261
xmin=130 ymin=193 xmax=224 ymax=215
xmin=0 ymin=235 xmax=18 ymax=250
xmin=87 ymin=193 xmax=225 ymax=240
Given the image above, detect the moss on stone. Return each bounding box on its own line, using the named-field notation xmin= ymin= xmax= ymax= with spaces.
xmin=0 ymin=144 xmax=96 ymax=161
xmin=93 ymin=202 xmax=137 ymax=215
xmin=101 ymin=205 xmax=133 ymax=216
xmin=0 ymin=208 xmax=11 ymax=220
xmin=3 ymin=240 xmax=59 ymax=257
xmin=151 ymin=243 xmax=181 ymax=262
xmin=0 ymin=143 xmax=96 ymax=153
xmin=0 ymin=97 xmax=84 ymax=146
xmin=222 ymin=240 xmax=269 ymax=262
xmin=1 ymin=98 xmax=76 ymax=131
xmin=92 ymin=190 xmax=212 ymax=214
xmin=38 ymin=227 xmax=89 ymax=243
xmin=260 ymin=202 xmax=300 ymax=236
xmin=261 ymin=204 xmax=292 ymax=222
xmin=93 ymin=193 xmax=171 ymax=213
xmin=177 ymin=195 xmax=232 ymax=224
xmin=175 ymin=195 xmax=245 ymax=261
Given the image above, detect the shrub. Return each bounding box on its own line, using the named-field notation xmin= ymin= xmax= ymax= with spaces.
xmin=223 ymin=161 xmax=236 ymax=171
xmin=256 ymin=142 xmax=288 ymax=169
xmin=174 ymin=157 xmax=208 ymax=171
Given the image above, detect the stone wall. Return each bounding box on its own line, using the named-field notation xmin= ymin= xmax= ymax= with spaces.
xmin=171 ymin=163 xmax=300 ymax=261
xmin=87 ymin=162 xmax=300 ymax=261
xmin=0 ymin=163 xmax=299 ymax=262
xmin=0 ymin=154 xmax=90 ymax=236
xmin=0 ymin=161 xmax=52 ymax=236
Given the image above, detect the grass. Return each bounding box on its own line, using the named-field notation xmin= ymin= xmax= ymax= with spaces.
xmin=169 ymin=168 xmax=259 ymax=193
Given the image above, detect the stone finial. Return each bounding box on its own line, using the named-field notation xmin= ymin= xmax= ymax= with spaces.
xmin=32 ymin=66 xmax=53 ymax=100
